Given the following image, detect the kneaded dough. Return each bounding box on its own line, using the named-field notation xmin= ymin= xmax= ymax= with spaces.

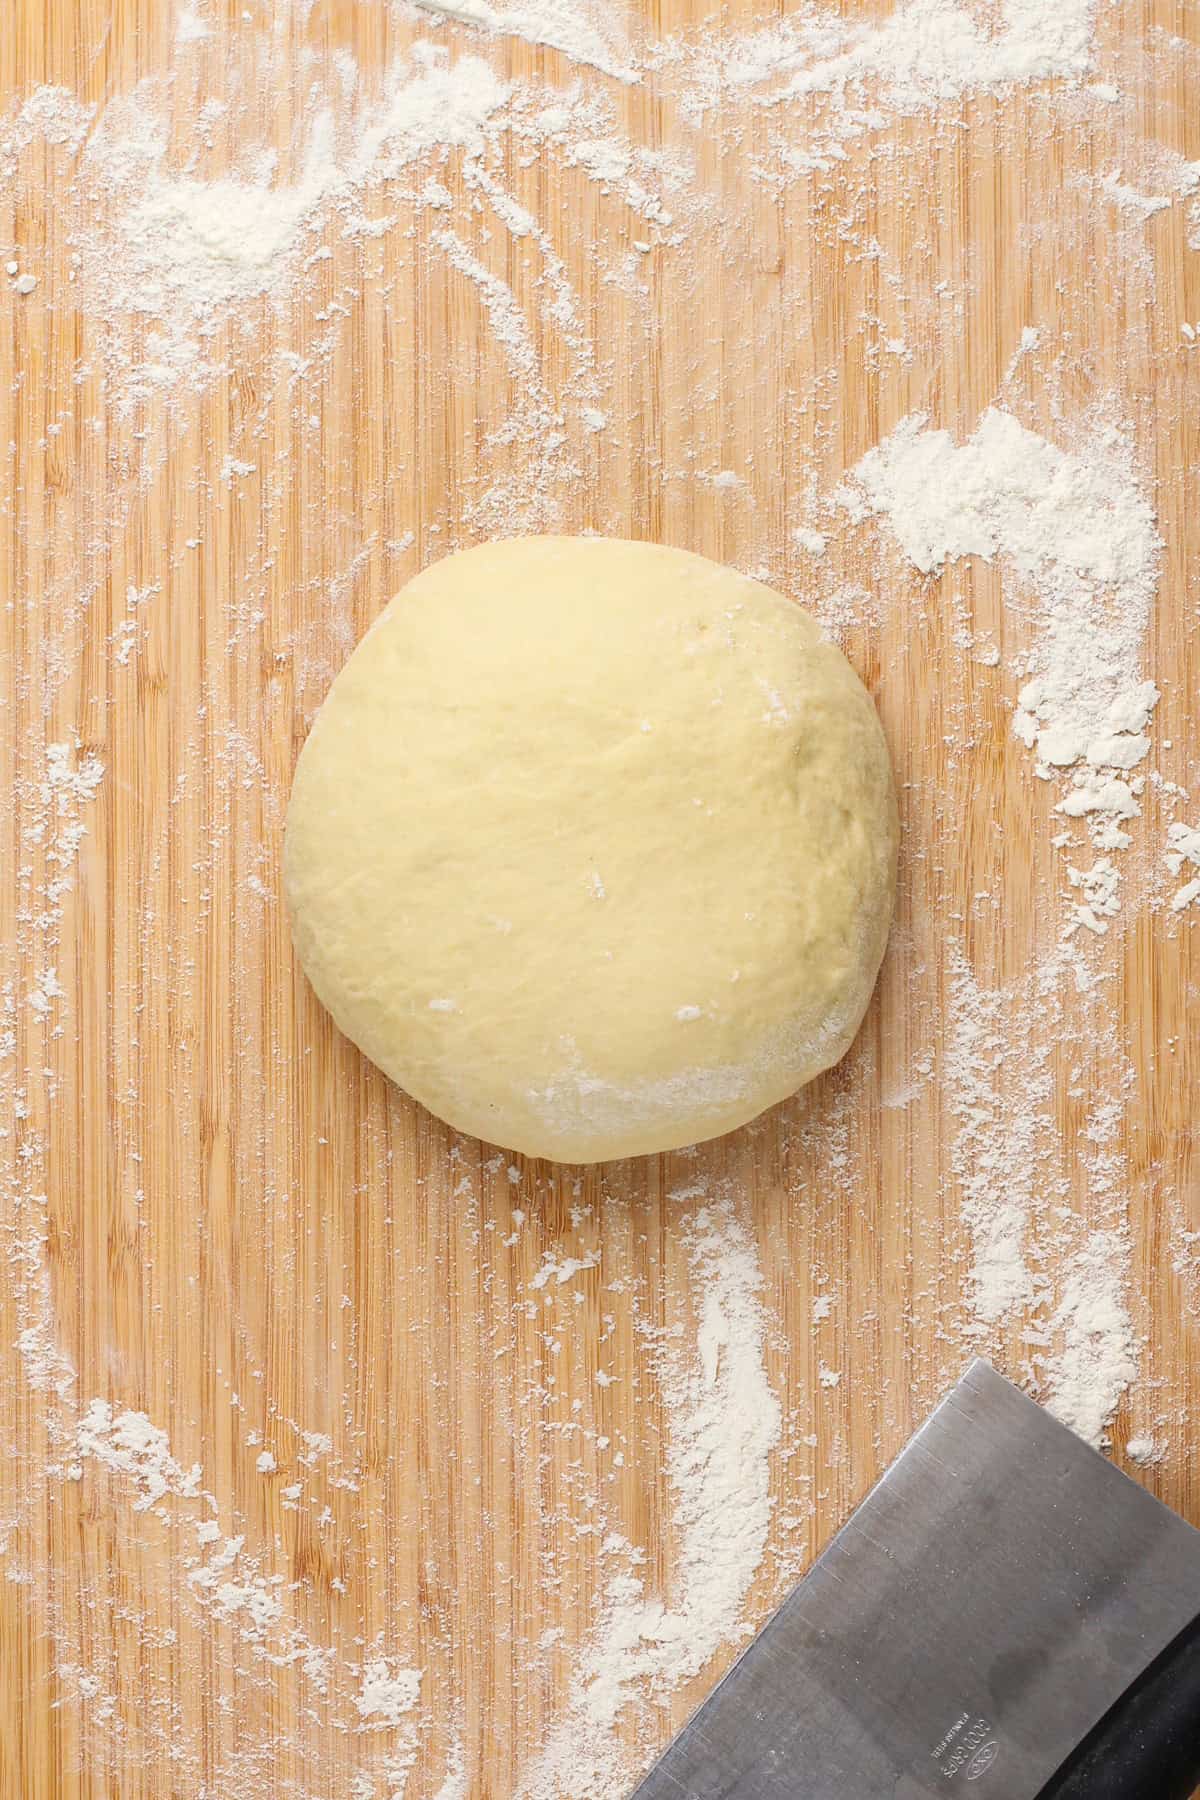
xmin=284 ymin=537 xmax=897 ymax=1162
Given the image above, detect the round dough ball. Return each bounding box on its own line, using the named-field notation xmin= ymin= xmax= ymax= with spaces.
xmin=284 ymin=537 xmax=897 ymax=1162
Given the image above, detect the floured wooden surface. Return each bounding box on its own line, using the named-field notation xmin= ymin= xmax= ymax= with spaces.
xmin=1 ymin=0 xmax=1198 ymax=1794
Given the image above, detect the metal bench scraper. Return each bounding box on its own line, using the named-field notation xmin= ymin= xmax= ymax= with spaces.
xmin=629 ymin=1359 xmax=1200 ymax=1800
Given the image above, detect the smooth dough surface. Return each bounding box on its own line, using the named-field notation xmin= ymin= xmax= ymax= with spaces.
xmin=284 ymin=537 xmax=898 ymax=1161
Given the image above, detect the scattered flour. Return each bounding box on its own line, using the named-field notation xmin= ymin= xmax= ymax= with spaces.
xmin=10 ymin=1191 xmax=78 ymax=1397
xmin=298 ymin=1428 xmax=335 ymax=1463
xmin=78 ymin=50 xmax=511 ymax=391
xmin=666 ymin=0 xmax=1098 ymax=178
xmin=432 ymin=1734 xmax=469 ymax=1799
xmin=71 ymin=39 xmax=685 ymax=434
xmin=1003 ymin=324 xmax=1042 ymax=380
xmin=522 ymin=1202 xmax=781 ymax=1798
xmin=175 ymin=3 xmax=212 ymax=44
xmin=354 ymin=1661 xmax=425 ymax=1794
xmin=944 ymin=944 xmax=1139 ymax=1446
xmin=529 ymin=1248 xmax=601 ymax=1289
xmin=1044 ymin=1234 xmax=1139 ymax=1445
xmin=56 ymin=1663 xmax=118 ymax=1724
xmin=1097 ymin=170 xmax=1172 ymax=219
xmin=220 ymin=455 xmax=258 ymax=484
xmin=431 ymin=226 xmax=541 ymax=380
xmin=0 ymin=85 xmax=94 ymax=175
xmin=1165 ymin=821 xmax=1200 ymax=911
xmin=842 ymin=408 xmax=1161 ymax=924
xmin=0 ymin=729 xmax=421 ymax=1776
xmin=118 ymin=163 xmax=329 ymax=309
xmin=945 ymin=947 xmax=1043 ymax=1323
xmin=355 ymin=1660 xmax=424 ymax=1728
xmin=37 ymin=744 xmax=106 ymax=868
xmin=409 ymin=0 xmax=641 ymax=83
xmin=1094 ymin=150 xmax=1200 ymax=223
xmin=73 ymin=1401 xmax=203 ymax=1512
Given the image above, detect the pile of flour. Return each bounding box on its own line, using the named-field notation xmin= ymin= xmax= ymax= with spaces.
xmin=840 ymin=407 xmax=1161 ymax=935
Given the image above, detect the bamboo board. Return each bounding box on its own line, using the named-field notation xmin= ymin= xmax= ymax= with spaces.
xmin=1 ymin=0 xmax=1199 ymax=1795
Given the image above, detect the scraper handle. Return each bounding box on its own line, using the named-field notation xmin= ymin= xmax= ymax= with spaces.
xmin=1038 ymin=1611 xmax=1200 ymax=1800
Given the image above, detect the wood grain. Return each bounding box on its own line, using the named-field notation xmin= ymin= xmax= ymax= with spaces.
xmin=1 ymin=0 xmax=1198 ymax=1795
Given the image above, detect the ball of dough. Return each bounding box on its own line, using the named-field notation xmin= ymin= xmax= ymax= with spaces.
xmin=284 ymin=537 xmax=897 ymax=1162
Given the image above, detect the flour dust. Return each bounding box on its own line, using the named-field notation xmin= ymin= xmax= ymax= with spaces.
xmin=521 ymin=1200 xmax=781 ymax=1799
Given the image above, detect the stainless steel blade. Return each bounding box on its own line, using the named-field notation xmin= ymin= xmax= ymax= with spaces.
xmin=629 ymin=1359 xmax=1200 ymax=1800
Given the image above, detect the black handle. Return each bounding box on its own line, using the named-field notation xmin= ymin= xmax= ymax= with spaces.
xmin=1036 ymin=1612 xmax=1200 ymax=1800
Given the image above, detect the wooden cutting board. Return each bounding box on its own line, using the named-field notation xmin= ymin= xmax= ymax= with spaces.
xmin=2 ymin=0 xmax=1198 ymax=1795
